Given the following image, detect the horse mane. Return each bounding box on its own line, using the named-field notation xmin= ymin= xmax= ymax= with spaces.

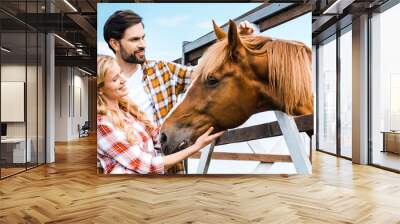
xmin=195 ymin=34 xmax=313 ymax=115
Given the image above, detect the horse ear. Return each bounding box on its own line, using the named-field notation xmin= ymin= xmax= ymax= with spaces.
xmin=212 ymin=20 xmax=226 ymax=41
xmin=227 ymin=20 xmax=244 ymax=59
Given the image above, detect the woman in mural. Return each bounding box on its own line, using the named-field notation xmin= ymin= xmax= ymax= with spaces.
xmin=96 ymin=55 xmax=224 ymax=174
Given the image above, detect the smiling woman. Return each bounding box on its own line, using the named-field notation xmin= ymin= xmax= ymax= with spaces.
xmin=96 ymin=55 xmax=223 ymax=174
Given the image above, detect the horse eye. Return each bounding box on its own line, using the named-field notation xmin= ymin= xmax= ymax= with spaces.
xmin=206 ymin=76 xmax=219 ymax=86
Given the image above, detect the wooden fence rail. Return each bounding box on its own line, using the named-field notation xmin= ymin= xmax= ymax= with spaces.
xmin=189 ymin=114 xmax=314 ymax=174
xmin=214 ymin=114 xmax=313 ymax=146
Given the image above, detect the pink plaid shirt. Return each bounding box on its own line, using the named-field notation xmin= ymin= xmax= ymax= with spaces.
xmin=97 ymin=113 xmax=164 ymax=174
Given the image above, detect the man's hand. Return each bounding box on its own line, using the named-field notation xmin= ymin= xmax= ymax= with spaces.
xmin=238 ymin=20 xmax=257 ymax=36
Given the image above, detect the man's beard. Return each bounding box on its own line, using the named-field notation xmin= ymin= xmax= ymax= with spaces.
xmin=120 ymin=45 xmax=146 ymax=64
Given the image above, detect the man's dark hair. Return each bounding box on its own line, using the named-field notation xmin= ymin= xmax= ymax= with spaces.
xmin=103 ymin=10 xmax=144 ymax=53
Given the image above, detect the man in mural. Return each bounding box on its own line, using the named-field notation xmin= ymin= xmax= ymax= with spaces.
xmin=103 ymin=10 xmax=255 ymax=173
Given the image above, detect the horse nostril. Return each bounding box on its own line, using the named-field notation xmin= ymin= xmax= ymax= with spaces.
xmin=161 ymin=145 xmax=169 ymax=155
xmin=159 ymin=133 xmax=168 ymax=144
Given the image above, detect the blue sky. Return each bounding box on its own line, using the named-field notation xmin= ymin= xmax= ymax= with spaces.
xmin=97 ymin=3 xmax=311 ymax=61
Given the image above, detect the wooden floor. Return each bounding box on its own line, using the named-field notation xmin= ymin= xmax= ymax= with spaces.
xmin=1 ymin=135 xmax=400 ymax=223
xmin=373 ymin=150 xmax=400 ymax=171
xmin=1 ymin=167 xmax=26 ymax=178
xmin=1 ymin=163 xmax=43 ymax=178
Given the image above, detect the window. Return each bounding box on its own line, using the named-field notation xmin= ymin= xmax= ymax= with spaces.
xmin=317 ymin=36 xmax=337 ymax=155
xmin=340 ymin=28 xmax=352 ymax=158
xmin=0 ymin=0 xmax=46 ymax=179
xmin=370 ymin=3 xmax=400 ymax=171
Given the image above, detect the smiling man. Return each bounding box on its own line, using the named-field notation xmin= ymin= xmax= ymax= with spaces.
xmin=103 ymin=10 xmax=255 ymax=174
xmin=104 ymin=10 xmax=187 ymax=127
xmin=104 ymin=10 xmax=195 ymax=174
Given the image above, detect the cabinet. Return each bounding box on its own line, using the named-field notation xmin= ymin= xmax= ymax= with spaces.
xmin=382 ymin=132 xmax=400 ymax=154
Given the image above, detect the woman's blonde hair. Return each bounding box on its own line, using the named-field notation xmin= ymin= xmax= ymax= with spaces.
xmin=97 ymin=55 xmax=155 ymax=143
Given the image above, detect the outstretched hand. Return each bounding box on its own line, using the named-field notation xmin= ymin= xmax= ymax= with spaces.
xmin=194 ymin=127 xmax=225 ymax=150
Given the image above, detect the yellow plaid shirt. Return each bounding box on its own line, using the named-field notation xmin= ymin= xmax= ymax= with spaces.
xmin=141 ymin=60 xmax=193 ymax=174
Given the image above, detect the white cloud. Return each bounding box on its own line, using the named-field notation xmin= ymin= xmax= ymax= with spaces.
xmin=97 ymin=41 xmax=115 ymax=57
xmin=149 ymin=50 xmax=180 ymax=62
xmin=156 ymin=15 xmax=189 ymax=27
xmin=195 ymin=20 xmax=213 ymax=29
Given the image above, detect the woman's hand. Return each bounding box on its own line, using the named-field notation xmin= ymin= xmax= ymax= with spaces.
xmin=162 ymin=127 xmax=225 ymax=171
xmin=193 ymin=127 xmax=225 ymax=150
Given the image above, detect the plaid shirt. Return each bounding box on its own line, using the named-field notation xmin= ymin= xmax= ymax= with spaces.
xmin=97 ymin=114 xmax=164 ymax=174
xmin=142 ymin=60 xmax=193 ymax=126
xmin=141 ymin=60 xmax=193 ymax=174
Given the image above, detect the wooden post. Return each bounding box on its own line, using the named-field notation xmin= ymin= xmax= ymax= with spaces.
xmin=196 ymin=143 xmax=215 ymax=174
xmin=274 ymin=111 xmax=312 ymax=174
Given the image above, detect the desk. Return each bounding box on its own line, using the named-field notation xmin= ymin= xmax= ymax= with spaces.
xmin=382 ymin=131 xmax=400 ymax=154
xmin=1 ymin=138 xmax=31 ymax=163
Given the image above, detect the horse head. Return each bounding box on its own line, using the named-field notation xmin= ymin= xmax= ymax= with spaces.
xmin=160 ymin=20 xmax=313 ymax=155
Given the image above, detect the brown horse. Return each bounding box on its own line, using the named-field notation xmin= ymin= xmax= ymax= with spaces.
xmin=160 ymin=20 xmax=313 ymax=155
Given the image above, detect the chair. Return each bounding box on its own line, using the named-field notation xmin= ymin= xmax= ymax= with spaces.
xmin=78 ymin=121 xmax=90 ymax=138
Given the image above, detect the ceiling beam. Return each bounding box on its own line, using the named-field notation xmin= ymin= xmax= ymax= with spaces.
xmin=258 ymin=2 xmax=311 ymax=32
xmin=55 ymin=55 xmax=95 ymax=70
xmin=322 ymin=0 xmax=355 ymax=15
xmin=312 ymin=15 xmax=334 ymax=33
xmin=67 ymin=13 xmax=96 ymax=46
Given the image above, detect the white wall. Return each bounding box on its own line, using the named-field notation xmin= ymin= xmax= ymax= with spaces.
xmin=1 ymin=64 xmax=46 ymax=163
xmin=55 ymin=66 xmax=69 ymax=141
xmin=71 ymin=72 xmax=89 ymax=138
xmin=54 ymin=67 xmax=89 ymax=141
xmin=1 ymin=65 xmax=33 ymax=138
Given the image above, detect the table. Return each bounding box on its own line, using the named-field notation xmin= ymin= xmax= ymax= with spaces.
xmin=1 ymin=138 xmax=31 ymax=164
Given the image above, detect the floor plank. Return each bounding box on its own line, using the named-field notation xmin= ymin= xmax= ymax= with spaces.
xmin=0 ymin=135 xmax=400 ymax=223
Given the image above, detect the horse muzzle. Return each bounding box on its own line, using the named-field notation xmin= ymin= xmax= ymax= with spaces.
xmin=159 ymin=127 xmax=194 ymax=155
